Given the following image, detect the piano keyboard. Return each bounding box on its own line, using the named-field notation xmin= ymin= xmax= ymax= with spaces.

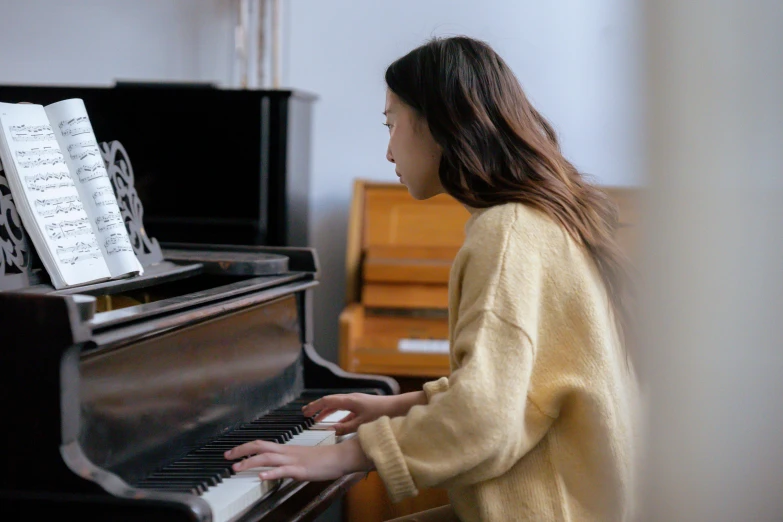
xmin=134 ymin=391 xmax=353 ymax=522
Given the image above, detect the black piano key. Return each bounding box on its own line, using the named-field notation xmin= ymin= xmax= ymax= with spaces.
xmin=237 ymin=424 xmax=304 ymax=437
xmin=192 ymin=436 xmax=286 ymax=451
xmin=229 ymin=432 xmax=299 ymax=440
xmin=248 ymin=418 xmax=308 ymax=425
xmin=177 ymin=457 xmax=242 ymax=464
xmin=148 ymin=473 xmax=221 ymax=487
xmin=201 ymin=438 xmax=289 ymax=448
xmin=263 ymin=409 xmax=311 ymax=416
xmin=243 ymin=422 xmax=304 ymax=432
xmin=210 ymin=430 xmax=293 ymax=440
xmin=252 ymin=417 xmax=303 ymax=423
xmin=267 ymin=411 xmax=316 ymax=423
xmin=138 ymin=477 xmax=208 ymax=487
xmin=137 ymin=481 xmax=206 ymax=495
xmin=225 ymin=427 xmax=297 ymax=435
xmin=133 ymin=391 xmax=358 ymax=495
xmin=165 ymin=466 xmax=232 ymax=478
xmin=198 ymin=445 xmax=277 ymax=454
xmin=256 ymin=417 xmax=314 ymax=428
xmin=221 ymin=430 xmax=295 ymax=440
xmin=148 ymin=470 xmax=223 ymax=480
xmin=167 ymin=461 xmax=236 ymax=470
xmin=170 ymin=462 xmax=237 ymax=477
xmin=137 ymin=485 xmax=200 ymax=494
xmin=218 ymin=428 xmax=294 ymax=435
xmin=263 ymin=410 xmax=312 ymax=416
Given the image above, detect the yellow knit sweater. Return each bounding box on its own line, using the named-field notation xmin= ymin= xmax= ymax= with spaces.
xmin=357 ymin=202 xmax=639 ymax=521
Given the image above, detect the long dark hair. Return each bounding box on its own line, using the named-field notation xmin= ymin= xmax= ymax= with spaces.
xmin=386 ymin=36 xmax=636 ymax=351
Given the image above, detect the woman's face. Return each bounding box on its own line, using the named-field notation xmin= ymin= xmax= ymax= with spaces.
xmin=384 ymin=90 xmax=443 ymax=200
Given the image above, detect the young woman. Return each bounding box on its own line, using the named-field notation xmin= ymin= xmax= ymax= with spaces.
xmin=225 ymin=36 xmax=640 ymax=522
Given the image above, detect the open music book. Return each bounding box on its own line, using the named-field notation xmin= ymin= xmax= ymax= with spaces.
xmin=0 ymin=99 xmax=143 ymax=289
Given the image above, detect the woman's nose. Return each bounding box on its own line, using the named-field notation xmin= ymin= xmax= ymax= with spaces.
xmin=386 ymin=145 xmax=394 ymax=163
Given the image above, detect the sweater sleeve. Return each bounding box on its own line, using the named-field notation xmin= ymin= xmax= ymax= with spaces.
xmin=357 ymin=310 xmax=554 ymax=502
xmin=357 ymin=206 xmax=562 ymax=503
xmin=422 ymin=377 xmax=450 ymax=401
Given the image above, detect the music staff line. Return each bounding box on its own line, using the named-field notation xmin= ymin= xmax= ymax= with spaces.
xmin=11 ymin=133 xmax=56 ymax=142
xmin=67 ymin=140 xmax=98 ymax=152
xmin=19 ymin=157 xmax=66 ymax=169
xmin=76 ymin=163 xmax=107 ymax=183
xmin=16 ymin=148 xmax=63 ymax=159
xmin=10 ymin=124 xmax=52 ymax=133
xmin=104 ymin=232 xmax=131 ymax=249
xmin=37 ymin=201 xmax=84 ymax=218
xmin=96 ymin=211 xmax=124 ymax=232
xmin=56 ymin=239 xmax=101 ymax=265
xmin=108 ymin=245 xmax=133 ymax=255
xmin=67 ymin=140 xmax=101 ymax=160
xmin=59 ymin=116 xmax=92 ymax=137
xmin=34 ymin=195 xmax=79 ymax=209
xmin=24 ymin=171 xmax=75 ymax=192
xmin=45 ymin=217 xmax=92 ymax=241
xmin=92 ymin=186 xmax=115 ymax=206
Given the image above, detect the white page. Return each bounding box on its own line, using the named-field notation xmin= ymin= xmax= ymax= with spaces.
xmin=45 ymin=99 xmax=143 ymax=278
xmin=0 ymin=102 xmax=111 ymax=288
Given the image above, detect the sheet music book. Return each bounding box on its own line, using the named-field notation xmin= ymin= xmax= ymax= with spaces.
xmin=0 ymin=99 xmax=143 ymax=289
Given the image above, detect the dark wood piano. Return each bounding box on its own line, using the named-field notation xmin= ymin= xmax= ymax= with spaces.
xmin=0 ymin=145 xmax=398 ymax=521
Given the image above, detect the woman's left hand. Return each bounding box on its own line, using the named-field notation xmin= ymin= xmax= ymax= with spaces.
xmin=224 ymin=437 xmax=374 ymax=481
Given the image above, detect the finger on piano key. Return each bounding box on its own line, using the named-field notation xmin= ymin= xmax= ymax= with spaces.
xmin=199 ymin=427 xmax=335 ymax=522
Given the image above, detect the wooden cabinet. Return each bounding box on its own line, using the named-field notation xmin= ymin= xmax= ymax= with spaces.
xmin=340 ymin=180 xmax=466 ymax=521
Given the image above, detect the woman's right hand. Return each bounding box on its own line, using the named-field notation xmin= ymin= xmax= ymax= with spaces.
xmin=303 ymin=391 xmax=427 ymax=435
xmin=302 ymin=393 xmax=393 ymax=435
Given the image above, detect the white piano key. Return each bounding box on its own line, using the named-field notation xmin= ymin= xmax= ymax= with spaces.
xmin=311 ymin=409 xmax=352 ymax=430
xmin=198 ymin=427 xmax=336 ymax=522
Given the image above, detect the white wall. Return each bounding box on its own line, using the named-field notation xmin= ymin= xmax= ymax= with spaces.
xmin=283 ymin=0 xmax=644 ymax=361
xmin=640 ymin=0 xmax=783 ymax=519
xmin=0 ymin=0 xmax=643 ymax=364
xmin=0 ymin=0 xmax=234 ymax=85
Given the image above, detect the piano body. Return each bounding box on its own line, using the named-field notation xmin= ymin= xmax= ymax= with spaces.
xmin=0 ymin=150 xmax=398 ymax=521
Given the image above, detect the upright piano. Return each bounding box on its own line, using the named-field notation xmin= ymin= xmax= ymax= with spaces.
xmin=0 ymin=144 xmax=398 ymax=521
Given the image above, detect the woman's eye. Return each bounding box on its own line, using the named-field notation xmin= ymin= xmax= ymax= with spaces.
xmin=383 ymin=123 xmax=392 ymax=131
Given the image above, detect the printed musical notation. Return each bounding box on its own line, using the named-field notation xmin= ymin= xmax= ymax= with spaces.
xmin=37 ymin=201 xmax=84 ymax=218
xmin=10 ymin=123 xmax=55 ymax=142
xmin=92 ymin=185 xmax=115 ymax=207
xmin=56 ymin=239 xmax=101 ymax=265
xmin=95 ymin=210 xmax=124 ymax=232
xmin=45 ymin=217 xmax=92 ymax=240
xmin=10 ymin=124 xmax=51 ymax=134
xmin=104 ymin=232 xmax=132 ymax=255
xmin=76 ymin=162 xmax=107 ymax=183
xmin=67 ymin=140 xmax=100 ymax=160
xmin=19 ymin=156 xmax=66 ymax=169
xmin=34 ymin=194 xmax=80 ymax=209
xmin=58 ymin=116 xmax=92 ymax=137
xmin=24 ymin=172 xmax=75 ymax=192
xmin=16 ymin=148 xmax=63 ymax=159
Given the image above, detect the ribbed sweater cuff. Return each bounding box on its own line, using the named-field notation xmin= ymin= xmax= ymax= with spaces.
xmin=423 ymin=376 xmax=450 ymax=402
xmin=357 ymin=416 xmax=419 ymax=503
